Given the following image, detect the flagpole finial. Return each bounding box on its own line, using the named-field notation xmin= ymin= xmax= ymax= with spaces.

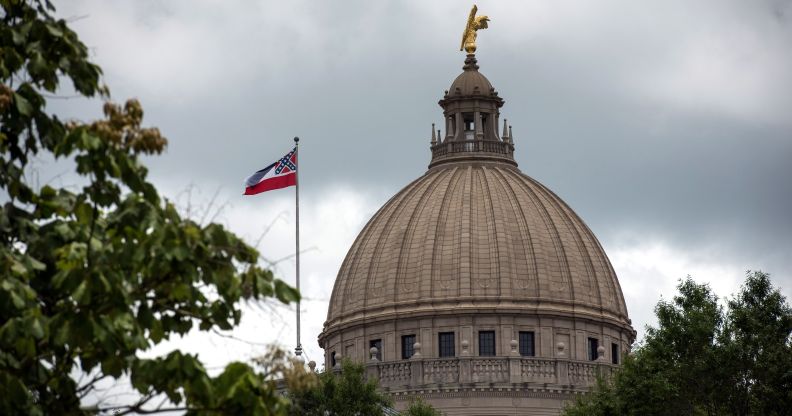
xmin=294 ymin=136 xmax=299 ymax=143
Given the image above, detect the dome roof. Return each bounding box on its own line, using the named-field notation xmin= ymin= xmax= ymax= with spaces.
xmin=447 ymin=54 xmax=497 ymax=97
xmin=449 ymin=70 xmax=493 ymax=96
xmin=324 ymin=161 xmax=631 ymax=333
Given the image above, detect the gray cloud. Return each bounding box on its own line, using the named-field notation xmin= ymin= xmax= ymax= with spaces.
xmin=50 ymin=0 xmax=792 ymax=334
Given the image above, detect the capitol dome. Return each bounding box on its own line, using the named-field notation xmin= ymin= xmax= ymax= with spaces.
xmin=319 ymin=52 xmax=635 ymax=415
xmin=324 ymin=163 xmax=630 ymax=332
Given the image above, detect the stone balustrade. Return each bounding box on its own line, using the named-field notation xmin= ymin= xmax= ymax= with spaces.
xmin=367 ymin=355 xmax=617 ymax=390
xmin=431 ymin=139 xmax=514 ymax=159
xmin=519 ymin=358 xmax=556 ymax=382
xmin=377 ymin=361 xmax=412 ymax=385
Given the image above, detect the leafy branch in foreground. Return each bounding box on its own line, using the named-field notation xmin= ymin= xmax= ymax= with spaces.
xmin=1 ymin=1 xmax=300 ymax=414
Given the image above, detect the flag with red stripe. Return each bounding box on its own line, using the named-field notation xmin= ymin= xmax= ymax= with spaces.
xmin=243 ymin=147 xmax=297 ymax=195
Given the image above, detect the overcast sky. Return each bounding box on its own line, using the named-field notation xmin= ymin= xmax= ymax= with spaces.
xmin=49 ymin=0 xmax=792 ymax=374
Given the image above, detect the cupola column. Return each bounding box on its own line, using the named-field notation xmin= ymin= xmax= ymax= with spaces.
xmin=475 ymin=111 xmax=484 ymax=140
xmin=492 ymin=113 xmax=500 ymax=141
xmin=455 ymin=112 xmax=464 ymax=141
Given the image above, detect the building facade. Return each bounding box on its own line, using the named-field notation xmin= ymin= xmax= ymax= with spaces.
xmin=318 ymin=51 xmax=635 ymax=415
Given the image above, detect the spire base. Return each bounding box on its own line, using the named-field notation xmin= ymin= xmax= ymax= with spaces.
xmin=463 ymin=54 xmax=479 ymax=71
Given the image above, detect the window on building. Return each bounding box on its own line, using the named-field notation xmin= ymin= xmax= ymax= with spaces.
xmin=588 ymin=338 xmax=599 ymax=361
xmin=519 ymin=331 xmax=535 ymax=357
xmin=402 ymin=334 xmax=416 ymax=359
xmin=479 ymin=331 xmax=496 ymax=356
xmin=611 ymin=343 xmax=619 ymax=364
xmin=369 ymin=339 xmax=382 ymax=361
xmin=331 ymin=351 xmax=336 ymax=367
xmin=438 ymin=332 xmax=455 ymax=357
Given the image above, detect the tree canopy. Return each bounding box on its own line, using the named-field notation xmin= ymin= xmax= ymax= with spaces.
xmin=401 ymin=398 xmax=444 ymax=416
xmin=288 ymin=360 xmax=444 ymax=416
xmin=563 ymin=271 xmax=792 ymax=416
xmin=288 ymin=360 xmax=393 ymax=416
xmin=1 ymin=1 xmax=301 ymax=414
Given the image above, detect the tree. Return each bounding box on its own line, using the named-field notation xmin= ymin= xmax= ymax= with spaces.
xmin=563 ymin=271 xmax=792 ymax=416
xmin=402 ymin=397 xmax=443 ymax=416
xmin=0 ymin=1 xmax=301 ymax=414
xmin=288 ymin=360 xmax=393 ymax=416
xmin=717 ymin=272 xmax=792 ymax=415
xmin=288 ymin=360 xmax=443 ymax=416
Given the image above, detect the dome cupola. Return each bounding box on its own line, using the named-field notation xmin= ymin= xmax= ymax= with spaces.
xmin=431 ymin=53 xmax=515 ymax=168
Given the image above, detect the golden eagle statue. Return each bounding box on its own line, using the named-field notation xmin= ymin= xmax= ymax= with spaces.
xmin=460 ymin=5 xmax=490 ymax=53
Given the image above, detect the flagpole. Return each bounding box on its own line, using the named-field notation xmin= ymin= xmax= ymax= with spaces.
xmin=294 ymin=136 xmax=303 ymax=358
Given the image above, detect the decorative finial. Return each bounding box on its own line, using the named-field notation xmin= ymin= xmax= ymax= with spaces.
xmin=437 ymin=129 xmax=442 ymax=144
xmin=412 ymin=342 xmax=422 ymax=359
xmin=460 ymin=5 xmax=490 ymax=54
xmin=431 ymin=123 xmax=437 ymax=145
xmin=502 ymin=118 xmax=509 ymax=141
xmin=508 ymin=125 xmax=513 ymax=142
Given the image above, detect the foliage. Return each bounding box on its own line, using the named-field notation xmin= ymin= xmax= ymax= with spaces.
xmin=288 ymin=359 xmax=393 ymax=416
xmin=401 ymin=397 xmax=443 ymax=416
xmin=717 ymin=271 xmax=792 ymax=415
xmin=0 ymin=1 xmax=300 ymax=414
xmin=563 ymin=271 xmax=792 ymax=416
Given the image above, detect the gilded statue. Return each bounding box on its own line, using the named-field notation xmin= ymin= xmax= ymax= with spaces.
xmin=460 ymin=5 xmax=490 ymax=54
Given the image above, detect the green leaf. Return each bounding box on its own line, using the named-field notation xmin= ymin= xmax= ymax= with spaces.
xmin=171 ymin=283 xmax=191 ymax=300
xmin=14 ymin=93 xmax=33 ymax=116
xmin=54 ymin=321 xmax=71 ymax=346
xmin=30 ymin=318 xmax=44 ymax=339
xmin=28 ymin=256 xmax=46 ymax=271
xmin=274 ymin=279 xmax=300 ymax=304
xmin=10 ymin=291 xmax=25 ymax=309
xmin=45 ymin=22 xmax=63 ymax=37
xmin=150 ymin=319 xmax=164 ymax=343
xmin=29 ymin=52 xmax=47 ymax=74
xmin=72 ymin=280 xmax=88 ymax=303
xmin=11 ymin=28 xmax=26 ymax=45
xmin=11 ymin=260 xmax=27 ymax=276
xmin=15 ymin=337 xmax=35 ymax=358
